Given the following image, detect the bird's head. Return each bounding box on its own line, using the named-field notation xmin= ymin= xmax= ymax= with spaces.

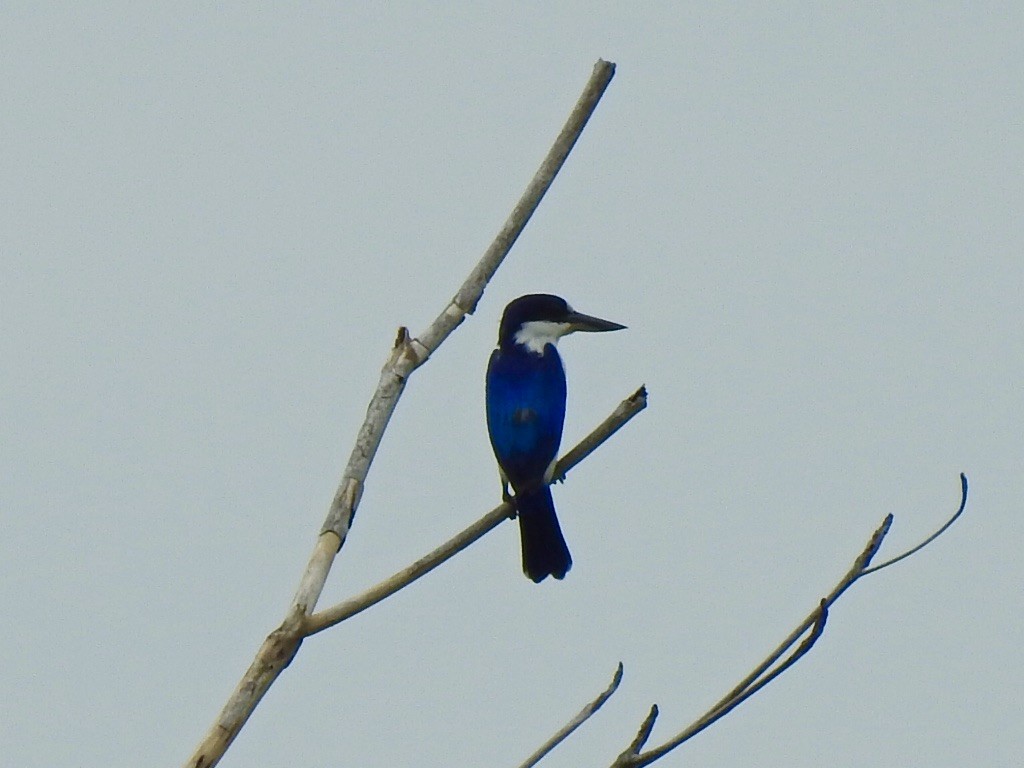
xmin=498 ymin=293 xmax=626 ymax=354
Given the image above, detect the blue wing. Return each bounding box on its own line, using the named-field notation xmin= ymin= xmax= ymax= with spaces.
xmin=485 ymin=345 xmax=567 ymax=492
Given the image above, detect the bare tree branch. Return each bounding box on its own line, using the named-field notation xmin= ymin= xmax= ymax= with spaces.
xmin=184 ymin=59 xmax=618 ymax=768
xmin=617 ymin=705 xmax=658 ymax=763
xmin=555 ymin=386 xmax=648 ymax=480
xmin=304 ymin=386 xmax=647 ymax=636
xmin=516 ymin=664 xmax=625 ymax=768
xmin=608 ymin=474 xmax=968 ymax=768
xmin=862 ymin=472 xmax=969 ymax=575
xmin=623 ymin=602 xmax=830 ymax=767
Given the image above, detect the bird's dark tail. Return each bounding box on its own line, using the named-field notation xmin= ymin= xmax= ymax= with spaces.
xmin=515 ymin=486 xmax=572 ymax=582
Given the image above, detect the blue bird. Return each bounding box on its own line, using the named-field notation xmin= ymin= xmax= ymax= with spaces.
xmin=486 ymin=294 xmax=625 ymax=582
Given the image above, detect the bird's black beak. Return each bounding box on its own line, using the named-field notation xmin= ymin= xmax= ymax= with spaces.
xmin=565 ymin=310 xmax=626 ymax=334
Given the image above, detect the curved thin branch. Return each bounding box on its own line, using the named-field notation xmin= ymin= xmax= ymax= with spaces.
xmin=696 ymin=515 xmax=892 ymax=729
xmin=613 ymin=522 xmax=873 ymax=768
xmin=862 ymin=473 xmax=968 ymax=575
xmin=628 ymin=602 xmax=829 ymax=767
xmin=304 ymin=386 xmax=647 ymax=636
xmin=184 ymin=59 xmax=618 ymax=768
xmin=516 ymin=663 xmax=624 ymax=768
xmin=612 ymin=473 xmax=968 ymax=767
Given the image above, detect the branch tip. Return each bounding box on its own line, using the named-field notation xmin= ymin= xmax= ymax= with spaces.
xmin=627 ymin=704 xmax=659 ymax=755
xmin=514 ymin=659 xmax=627 ymax=768
xmin=861 ymin=473 xmax=969 ymax=576
xmin=859 ymin=514 xmax=893 ymax=571
xmin=611 ymin=474 xmax=965 ymax=768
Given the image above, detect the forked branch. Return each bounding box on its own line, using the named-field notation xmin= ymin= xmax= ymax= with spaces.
xmin=604 ymin=474 xmax=968 ymax=768
xmin=862 ymin=473 xmax=969 ymax=575
xmin=305 ymin=386 xmax=647 ymax=636
xmin=184 ymin=59 xmax=618 ymax=768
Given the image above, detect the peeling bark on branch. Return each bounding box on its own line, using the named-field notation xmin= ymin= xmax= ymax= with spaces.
xmin=183 ymin=59 xmax=618 ymax=768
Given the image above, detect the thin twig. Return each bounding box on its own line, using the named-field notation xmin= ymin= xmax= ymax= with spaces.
xmin=610 ymin=473 xmax=968 ymax=767
xmin=556 ymin=386 xmax=647 ymax=478
xmin=614 ymin=521 xmax=879 ymax=768
xmin=697 ymin=515 xmax=892 ymax=733
xmin=184 ymin=59 xmax=618 ymax=768
xmin=305 ymin=386 xmax=647 ymax=636
xmin=616 ymin=705 xmax=658 ymax=763
xmin=630 ymin=603 xmax=829 ymax=767
xmin=862 ymin=473 xmax=969 ymax=575
xmin=515 ymin=663 xmax=624 ymax=768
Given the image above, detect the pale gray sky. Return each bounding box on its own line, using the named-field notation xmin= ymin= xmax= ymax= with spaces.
xmin=2 ymin=4 xmax=1021 ymax=766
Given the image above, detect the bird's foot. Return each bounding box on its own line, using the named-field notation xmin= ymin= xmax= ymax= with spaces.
xmin=501 ymin=483 xmax=517 ymax=518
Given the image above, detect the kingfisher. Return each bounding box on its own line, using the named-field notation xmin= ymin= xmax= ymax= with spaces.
xmin=486 ymin=294 xmax=625 ymax=582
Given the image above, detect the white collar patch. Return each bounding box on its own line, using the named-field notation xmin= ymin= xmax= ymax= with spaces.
xmin=514 ymin=320 xmax=573 ymax=355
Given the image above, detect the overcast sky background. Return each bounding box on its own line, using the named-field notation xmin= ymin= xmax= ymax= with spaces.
xmin=2 ymin=4 xmax=1022 ymax=767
